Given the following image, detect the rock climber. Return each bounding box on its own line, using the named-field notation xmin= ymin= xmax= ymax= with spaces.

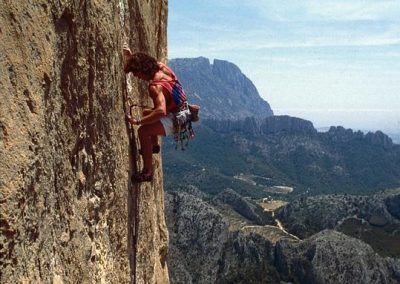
xmin=123 ymin=47 xmax=188 ymax=182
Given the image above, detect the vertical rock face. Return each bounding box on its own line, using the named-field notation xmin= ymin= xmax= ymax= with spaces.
xmin=0 ymin=1 xmax=168 ymax=283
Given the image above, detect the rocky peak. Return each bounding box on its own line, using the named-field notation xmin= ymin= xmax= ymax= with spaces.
xmin=206 ymin=115 xmax=317 ymax=137
xmin=327 ymin=126 xmax=363 ymax=143
xmin=169 ymin=57 xmax=273 ymax=120
xmin=327 ymin=126 xmax=394 ymax=149
xmin=169 ymin=56 xmax=212 ymax=73
xmin=365 ymin=130 xmax=394 ymax=149
xmin=262 ymin=115 xmax=316 ymax=135
xmin=276 ymin=230 xmax=400 ymax=284
xmin=212 ymin=59 xmax=245 ymax=83
xmin=276 ymin=190 xmax=400 ymax=242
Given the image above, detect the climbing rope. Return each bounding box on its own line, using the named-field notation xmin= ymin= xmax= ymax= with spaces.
xmin=119 ymin=2 xmax=142 ymax=281
xmin=122 ymin=69 xmax=141 ymax=284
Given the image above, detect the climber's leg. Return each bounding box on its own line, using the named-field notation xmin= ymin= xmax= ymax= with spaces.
xmin=137 ymin=121 xmax=166 ymax=176
xmin=143 ymin=109 xmax=159 ymax=149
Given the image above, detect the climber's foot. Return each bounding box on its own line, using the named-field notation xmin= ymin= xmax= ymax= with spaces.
xmin=131 ymin=170 xmax=153 ymax=183
xmin=139 ymin=145 xmax=160 ymax=155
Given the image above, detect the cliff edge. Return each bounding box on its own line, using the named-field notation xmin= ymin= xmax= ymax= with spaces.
xmin=0 ymin=1 xmax=168 ymax=283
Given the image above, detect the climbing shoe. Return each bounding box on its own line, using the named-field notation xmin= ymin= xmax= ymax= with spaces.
xmin=131 ymin=171 xmax=153 ymax=183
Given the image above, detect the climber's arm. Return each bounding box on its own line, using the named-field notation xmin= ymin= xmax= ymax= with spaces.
xmin=127 ymin=85 xmax=166 ymax=125
xmin=123 ymin=46 xmax=133 ymax=73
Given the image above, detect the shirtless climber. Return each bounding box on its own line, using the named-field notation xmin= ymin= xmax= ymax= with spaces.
xmin=123 ymin=47 xmax=189 ymax=182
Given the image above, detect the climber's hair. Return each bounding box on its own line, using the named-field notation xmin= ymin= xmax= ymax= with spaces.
xmin=125 ymin=52 xmax=160 ymax=79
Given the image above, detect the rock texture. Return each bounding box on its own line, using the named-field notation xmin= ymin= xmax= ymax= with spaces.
xmin=276 ymin=189 xmax=400 ymax=239
xmin=216 ymin=230 xmax=280 ymax=284
xmin=165 ymin=191 xmax=229 ymax=283
xmin=165 ymin=189 xmax=287 ymax=284
xmin=327 ymin=126 xmax=394 ymax=149
xmin=212 ymin=188 xmax=275 ymax=226
xmin=276 ymin=230 xmax=400 ymax=284
xmin=1 ymin=1 xmax=168 ymax=283
xmin=169 ymin=57 xmax=273 ymax=120
xmin=165 ymin=190 xmax=400 ymax=283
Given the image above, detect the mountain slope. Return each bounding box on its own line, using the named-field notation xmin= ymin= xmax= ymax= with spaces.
xmin=163 ymin=117 xmax=400 ymax=197
xmin=165 ymin=188 xmax=400 ymax=283
xmin=276 ymin=188 xmax=400 ymax=257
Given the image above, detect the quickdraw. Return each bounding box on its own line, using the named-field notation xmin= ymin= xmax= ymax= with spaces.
xmin=127 ymin=97 xmax=149 ymax=115
xmin=173 ymin=103 xmax=195 ymax=150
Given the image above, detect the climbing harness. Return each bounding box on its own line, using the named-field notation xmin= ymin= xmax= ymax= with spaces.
xmin=148 ymin=63 xmax=200 ymax=151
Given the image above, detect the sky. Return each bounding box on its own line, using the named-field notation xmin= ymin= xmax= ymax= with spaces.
xmin=168 ymin=0 xmax=400 ymax=133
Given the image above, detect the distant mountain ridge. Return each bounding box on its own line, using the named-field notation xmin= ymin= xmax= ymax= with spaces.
xmin=163 ymin=116 xmax=400 ymax=196
xmin=164 ymin=57 xmax=400 ymax=195
xmin=207 ymin=115 xmax=316 ymax=136
xmin=209 ymin=116 xmax=395 ymax=149
xmin=169 ymin=57 xmax=273 ymax=120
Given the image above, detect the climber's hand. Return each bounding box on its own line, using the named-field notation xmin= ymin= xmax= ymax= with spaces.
xmin=125 ymin=113 xmax=134 ymax=124
xmin=123 ymin=45 xmax=132 ymax=59
xmin=123 ymin=45 xmax=133 ymax=73
xmin=125 ymin=113 xmax=140 ymax=125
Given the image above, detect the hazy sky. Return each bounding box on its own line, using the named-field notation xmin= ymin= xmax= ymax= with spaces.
xmin=168 ymin=0 xmax=400 ymax=133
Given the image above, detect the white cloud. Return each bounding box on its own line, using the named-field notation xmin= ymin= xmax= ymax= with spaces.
xmin=306 ymin=0 xmax=400 ymax=21
xmin=169 ymin=33 xmax=400 ymax=57
xmin=242 ymin=0 xmax=400 ymax=22
xmin=170 ymin=6 xmax=400 ymax=56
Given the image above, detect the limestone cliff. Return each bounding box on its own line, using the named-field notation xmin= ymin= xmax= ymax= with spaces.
xmin=169 ymin=57 xmax=274 ymax=120
xmin=1 ymin=1 xmax=169 ymax=283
